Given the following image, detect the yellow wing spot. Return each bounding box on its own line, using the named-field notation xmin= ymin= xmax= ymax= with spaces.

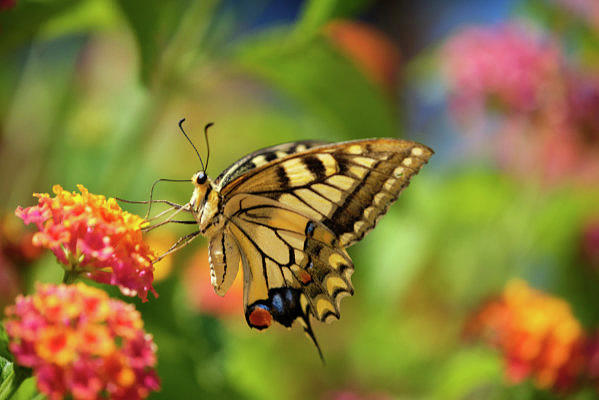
xmin=325 ymin=276 xmax=348 ymax=296
xmin=354 ymin=220 xmax=367 ymax=233
xmin=342 ymin=267 xmax=353 ymax=282
xmin=340 ymin=232 xmax=354 ymax=245
xmin=346 ymin=144 xmax=362 ymax=154
xmin=315 ymin=153 xmax=339 ymax=176
xmin=252 ymin=155 xmax=268 ymax=167
xmin=281 ymin=158 xmax=315 ymax=186
xmin=363 ymin=206 xmax=376 ymax=220
xmin=383 ymin=178 xmax=397 ymax=191
xmin=300 ymin=294 xmax=309 ymax=312
xmin=295 ymin=188 xmax=334 ymax=216
xmin=328 ymin=253 xmax=347 ymax=269
xmin=351 ymin=156 xmax=377 ymax=168
xmin=402 ymin=158 xmax=413 ymax=167
xmin=374 ymin=192 xmax=390 ymax=206
xmin=312 ymin=183 xmax=344 ymax=203
xmin=275 ymin=150 xmax=287 ymax=158
xmin=348 ymin=165 xmax=368 ymax=179
xmin=316 ymin=297 xmax=336 ymax=319
xmin=326 ymin=175 xmax=355 ymax=191
xmin=295 ymin=144 xmax=307 ymax=152
xmin=411 ymin=147 xmax=424 ymax=157
xmin=393 ymin=166 xmax=405 ymax=178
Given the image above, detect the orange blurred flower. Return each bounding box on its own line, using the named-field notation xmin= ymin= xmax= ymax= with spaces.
xmin=4 ymin=283 xmax=160 ymax=400
xmin=183 ymin=246 xmax=243 ymax=317
xmin=144 ymin=230 xmax=176 ymax=282
xmin=15 ymin=185 xmax=157 ymax=301
xmin=324 ymin=19 xmax=401 ymax=94
xmin=465 ymin=279 xmax=586 ymax=392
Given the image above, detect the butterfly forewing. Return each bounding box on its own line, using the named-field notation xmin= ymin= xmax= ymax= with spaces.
xmin=214 ymin=140 xmax=326 ymax=191
xmin=220 ymin=139 xmax=433 ymax=247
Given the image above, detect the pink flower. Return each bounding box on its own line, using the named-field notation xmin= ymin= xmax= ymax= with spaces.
xmin=15 ymin=185 xmax=157 ymax=301
xmin=4 ymin=283 xmax=160 ymax=400
xmin=442 ymin=23 xmax=563 ymax=116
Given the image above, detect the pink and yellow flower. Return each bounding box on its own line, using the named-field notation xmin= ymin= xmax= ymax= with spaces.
xmin=442 ymin=23 xmax=563 ymax=116
xmin=465 ymin=280 xmax=586 ymax=392
xmin=4 ymin=283 xmax=160 ymax=400
xmin=15 ymin=185 xmax=157 ymax=301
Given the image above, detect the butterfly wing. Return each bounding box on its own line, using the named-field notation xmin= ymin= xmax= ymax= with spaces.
xmin=220 ymin=138 xmax=433 ymax=247
xmin=214 ymin=140 xmax=326 ymax=191
xmin=211 ymin=138 xmax=432 ymax=354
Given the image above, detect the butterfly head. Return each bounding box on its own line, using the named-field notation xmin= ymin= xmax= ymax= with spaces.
xmin=190 ymin=171 xmax=211 ymax=209
xmin=190 ymin=170 xmax=221 ymax=233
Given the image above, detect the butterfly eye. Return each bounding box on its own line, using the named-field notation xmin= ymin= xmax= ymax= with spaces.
xmin=196 ymin=172 xmax=207 ymax=185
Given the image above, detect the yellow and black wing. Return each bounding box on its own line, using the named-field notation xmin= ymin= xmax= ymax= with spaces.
xmin=220 ymin=138 xmax=433 ymax=247
xmin=212 ymin=138 xmax=432 ymax=356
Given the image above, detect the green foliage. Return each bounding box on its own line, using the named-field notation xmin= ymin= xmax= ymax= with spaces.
xmin=0 ymin=325 xmax=32 ymax=400
xmin=2 ymin=0 xmax=599 ymax=399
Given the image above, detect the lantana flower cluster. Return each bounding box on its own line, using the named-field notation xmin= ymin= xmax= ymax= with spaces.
xmin=465 ymin=280 xmax=586 ymax=392
xmin=15 ymin=185 xmax=157 ymax=301
xmin=442 ymin=23 xmax=563 ymax=116
xmin=440 ymin=22 xmax=599 ymax=185
xmin=4 ymin=283 xmax=160 ymax=400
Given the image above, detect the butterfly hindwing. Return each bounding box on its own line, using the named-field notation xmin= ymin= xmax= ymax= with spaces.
xmin=222 ymin=193 xmax=354 ymax=323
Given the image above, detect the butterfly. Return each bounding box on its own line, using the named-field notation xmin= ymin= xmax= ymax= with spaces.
xmin=149 ymin=120 xmax=433 ymax=359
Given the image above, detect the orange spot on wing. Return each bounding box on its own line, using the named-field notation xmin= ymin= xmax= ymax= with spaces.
xmin=249 ymin=307 xmax=272 ymax=329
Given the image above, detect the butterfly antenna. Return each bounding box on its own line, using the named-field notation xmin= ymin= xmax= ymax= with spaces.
xmin=145 ymin=178 xmax=190 ymax=219
xmin=203 ymin=122 xmax=214 ymax=171
xmin=179 ymin=118 xmax=205 ymax=171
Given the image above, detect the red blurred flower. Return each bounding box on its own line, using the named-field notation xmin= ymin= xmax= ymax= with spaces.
xmin=183 ymin=246 xmax=243 ymax=317
xmin=4 ymin=283 xmax=160 ymax=400
xmin=324 ymin=19 xmax=401 ymax=95
xmin=442 ymin=23 xmax=563 ymax=116
xmin=465 ymin=280 xmax=586 ymax=392
xmin=0 ymin=0 xmax=15 ymax=10
xmin=15 ymin=185 xmax=157 ymax=301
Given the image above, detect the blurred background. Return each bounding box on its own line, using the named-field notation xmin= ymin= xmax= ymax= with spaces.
xmin=2 ymin=0 xmax=599 ymax=399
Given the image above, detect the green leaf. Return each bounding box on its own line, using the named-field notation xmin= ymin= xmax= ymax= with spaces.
xmin=293 ymin=0 xmax=373 ymax=40
xmin=0 ymin=0 xmax=79 ymax=56
xmin=233 ymin=30 xmax=396 ymax=140
xmin=115 ymin=0 xmax=218 ymax=86
xmin=0 ymin=353 xmax=31 ymax=400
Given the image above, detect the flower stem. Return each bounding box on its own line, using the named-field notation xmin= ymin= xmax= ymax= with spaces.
xmin=62 ymin=270 xmax=79 ymax=284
